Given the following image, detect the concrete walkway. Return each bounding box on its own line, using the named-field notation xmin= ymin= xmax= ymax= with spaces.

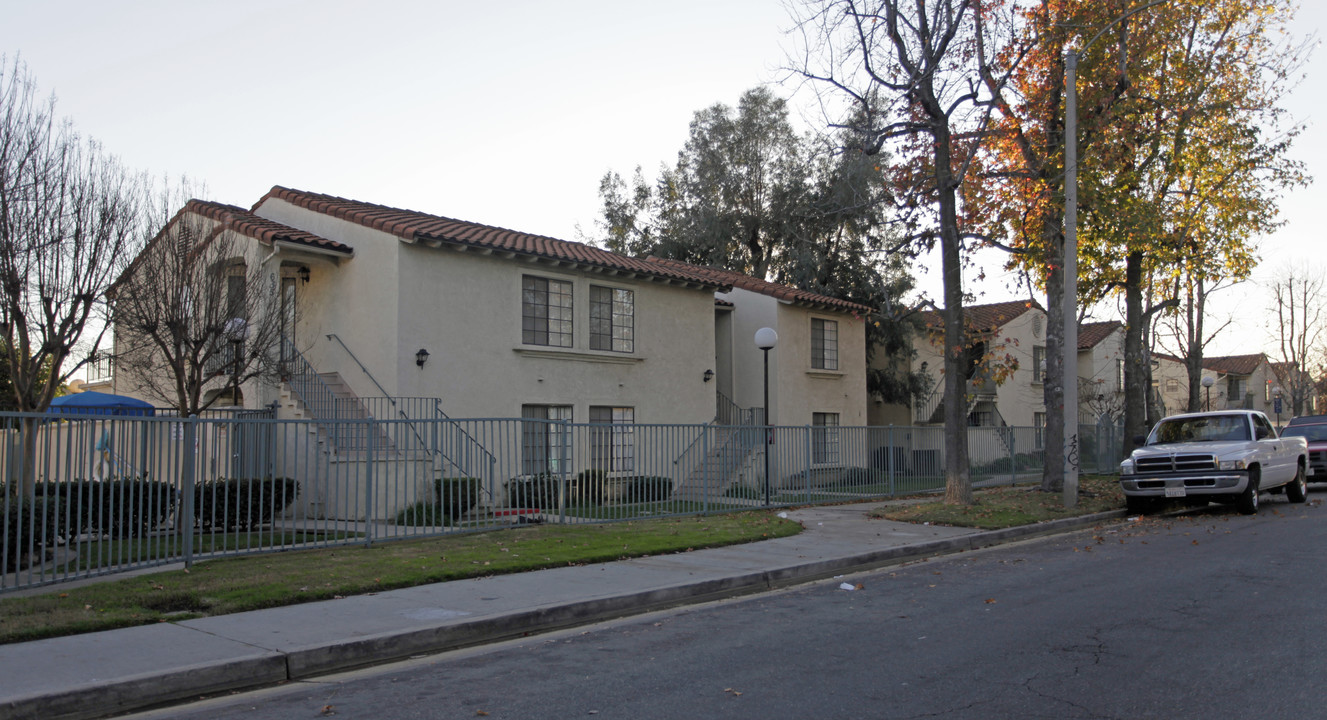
xmin=0 ymin=503 xmax=1126 ymax=720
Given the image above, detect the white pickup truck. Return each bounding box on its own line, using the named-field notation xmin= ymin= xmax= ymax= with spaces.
xmin=1118 ymin=410 xmax=1309 ymax=515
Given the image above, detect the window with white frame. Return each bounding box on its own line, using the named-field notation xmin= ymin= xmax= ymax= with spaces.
xmin=812 ymin=318 xmax=838 ymax=370
xmin=1032 ymin=346 xmax=1046 ymax=383
xmin=812 ymin=412 xmax=840 ymax=464
xmin=589 ymin=286 xmax=634 ymax=352
xmin=1116 ymin=358 xmax=1125 ymax=392
xmin=522 ymin=275 xmax=573 ymax=348
xmin=1034 ymin=412 xmax=1046 ymax=450
xmin=521 ymin=405 xmax=572 ymax=475
xmin=1165 ymin=377 xmax=1180 ymax=394
xmin=589 ymin=406 xmax=635 ymax=472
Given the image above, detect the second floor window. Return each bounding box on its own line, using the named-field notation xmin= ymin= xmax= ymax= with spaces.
xmin=1116 ymin=358 xmax=1125 ymax=392
xmin=522 ymin=275 xmax=573 ymax=348
xmin=1032 ymin=346 xmax=1046 ymax=383
xmin=812 ymin=318 xmax=838 ymax=370
xmin=1165 ymin=378 xmax=1181 ymax=394
xmin=590 ymin=286 xmax=634 ymax=352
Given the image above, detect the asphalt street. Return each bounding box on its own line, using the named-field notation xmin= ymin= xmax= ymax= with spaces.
xmin=130 ymin=492 xmax=1327 ymax=720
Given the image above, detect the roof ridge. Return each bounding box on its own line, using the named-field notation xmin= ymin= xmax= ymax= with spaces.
xmin=643 ymin=256 xmax=872 ymax=315
xmin=254 ymin=186 xmax=727 ymax=290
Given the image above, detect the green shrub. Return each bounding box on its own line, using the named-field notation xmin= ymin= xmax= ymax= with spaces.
xmin=572 ymin=469 xmax=608 ymax=506
xmin=619 ymin=475 xmax=673 ymax=503
xmin=434 ymin=477 xmax=481 ymax=519
xmin=194 ymin=477 xmax=299 ymax=531
xmin=2 ymin=491 xmax=62 ymax=573
xmin=393 ymin=501 xmax=448 ymax=526
xmin=506 ymin=473 xmax=564 ymax=509
xmin=33 ymin=478 xmax=177 ymax=539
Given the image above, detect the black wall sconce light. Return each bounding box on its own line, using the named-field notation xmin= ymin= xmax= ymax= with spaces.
xmin=298 ymin=266 xmax=311 ymax=284
xmin=415 ymin=348 xmax=430 ymax=367
xmin=703 ymin=369 xmax=715 ymax=383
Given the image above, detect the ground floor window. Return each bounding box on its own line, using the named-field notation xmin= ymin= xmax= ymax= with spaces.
xmin=1034 ymin=412 xmax=1046 ymax=450
xmin=589 ymin=406 xmax=635 ymax=472
xmin=812 ymin=412 xmax=840 ymax=464
xmin=521 ymin=404 xmax=571 ymax=475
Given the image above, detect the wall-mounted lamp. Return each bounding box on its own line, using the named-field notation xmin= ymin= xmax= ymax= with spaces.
xmin=298 ymin=266 xmax=311 ymax=284
xmin=703 ymin=369 xmax=714 ymax=383
xmin=415 ymin=348 xmax=430 ymax=367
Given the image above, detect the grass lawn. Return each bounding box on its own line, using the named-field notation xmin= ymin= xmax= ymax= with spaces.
xmin=872 ymin=474 xmax=1125 ymax=529
xmin=0 ymin=511 xmax=801 ymax=645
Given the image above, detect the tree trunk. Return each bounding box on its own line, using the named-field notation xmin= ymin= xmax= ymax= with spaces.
xmin=1122 ymin=251 xmax=1147 ymax=454
xmin=936 ymin=129 xmax=971 ymax=505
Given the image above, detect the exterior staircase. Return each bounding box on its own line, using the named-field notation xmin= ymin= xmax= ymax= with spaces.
xmin=672 ymin=423 xmax=765 ymax=502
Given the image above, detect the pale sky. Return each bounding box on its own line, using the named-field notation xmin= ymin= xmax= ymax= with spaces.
xmin=2 ymin=0 xmax=1321 ymax=361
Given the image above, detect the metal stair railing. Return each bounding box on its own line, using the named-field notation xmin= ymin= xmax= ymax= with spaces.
xmin=916 ymin=373 xmax=944 ymax=424
xmin=282 ymin=338 xmax=376 ymax=451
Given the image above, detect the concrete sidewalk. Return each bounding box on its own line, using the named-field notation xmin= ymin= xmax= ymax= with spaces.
xmin=0 ymin=503 xmax=1126 ymax=720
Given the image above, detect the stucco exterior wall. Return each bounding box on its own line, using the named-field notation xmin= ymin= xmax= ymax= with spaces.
xmin=254 ymin=197 xmax=402 ymax=399
xmin=390 ymin=244 xmax=717 ymax=425
xmin=718 ymin=287 xmax=867 ymax=428
xmin=994 ymin=309 xmax=1048 ymax=428
xmin=1078 ymin=328 xmax=1125 ymax=424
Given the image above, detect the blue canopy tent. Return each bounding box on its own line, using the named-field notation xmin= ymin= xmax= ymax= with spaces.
xmin=48 ymin=392 xmax=156 ymax=417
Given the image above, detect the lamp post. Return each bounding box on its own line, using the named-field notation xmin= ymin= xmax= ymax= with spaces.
xmin=1273 ymin=386 xmax=1283 ymax=429
xmin=1202 ymin=375 xmax=1215 ymax=411
xmin=1062 ymin=0 xmax=1167 ymax=509
xmin=754 ymin=327 xmax=778 ymax=506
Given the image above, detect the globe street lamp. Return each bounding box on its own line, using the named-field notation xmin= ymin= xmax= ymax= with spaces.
xmin=1201 ymin=375 xmax=1215 ymax=411
xmin=754 ymin=327 xmax=778 ymax=506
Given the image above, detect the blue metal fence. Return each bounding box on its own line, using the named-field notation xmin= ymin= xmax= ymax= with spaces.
xmin=0 ymin=412 xmax=1124 ymax=592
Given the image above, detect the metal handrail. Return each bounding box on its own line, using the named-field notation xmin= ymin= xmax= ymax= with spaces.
xmin=325 ymin=334 xmax=395 ymax=399
xmin=915 ymin=373 xmax=944 ymax=424
xmin=281 ymin=337 xmax=366 ymax=451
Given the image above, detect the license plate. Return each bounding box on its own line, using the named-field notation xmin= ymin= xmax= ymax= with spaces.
xmin=1165 ymin=487 xmax=1186 ymax=498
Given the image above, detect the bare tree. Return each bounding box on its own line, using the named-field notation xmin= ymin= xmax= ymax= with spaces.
xmin=1153 ymin=269 xmax=1239 ymax=413
xmin=1266 ymin=264 xmax=1326 ymax=417
xmin=790 ymin=0 xmax=1001 ymax=504
xmin=110 ymin=192 xmax=294 ymax=416
xmin=0 ymin=58 xmax=148 ymax=490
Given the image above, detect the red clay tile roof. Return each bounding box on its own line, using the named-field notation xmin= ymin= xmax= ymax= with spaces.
xmin=188 ymin=200 xmax=351 ymax=256
xmin=643 ymin=257 xmax=872 ymax=315
xmin=255 ymin=187 xmax=725 ymax=290
xmin=920 ymin=299 xmax=1042 ymax=333
xmin=1203 ymin=354 xmax=1266 ymax=376
xmin=1078 ymin=321 xmax=1121 ymax=349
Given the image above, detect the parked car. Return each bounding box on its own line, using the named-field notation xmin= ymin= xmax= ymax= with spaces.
xmin=1119 ymin=410 xmax=1309 ymax=515
xmin=1285 ymin=414 xmax=1327 ymax=428
xmin=1280 ymin=418 xmax=1327 ymax=482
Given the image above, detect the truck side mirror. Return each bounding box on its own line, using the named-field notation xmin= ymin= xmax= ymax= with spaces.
xmin=1255 ymin=426 xmax=1270 ymax=440
xmin=1132 ymin=435 xmax=1147 ymax=447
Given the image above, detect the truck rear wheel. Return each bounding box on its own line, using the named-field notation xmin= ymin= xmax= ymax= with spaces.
xmin=1287 ymin=464 xmax=1308 ymax=503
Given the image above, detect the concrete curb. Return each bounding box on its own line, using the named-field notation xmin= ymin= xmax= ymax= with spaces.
xmin=0 ymin=509 xmax=1128 ymax=720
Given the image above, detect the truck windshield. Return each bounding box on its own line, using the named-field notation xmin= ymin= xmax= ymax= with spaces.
xmin=1152 ymin=416 xmax=1250 ymax=444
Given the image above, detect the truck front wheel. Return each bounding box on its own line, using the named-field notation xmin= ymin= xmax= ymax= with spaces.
xmin=1235 ymin=470 xmax=1260 ymax=515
